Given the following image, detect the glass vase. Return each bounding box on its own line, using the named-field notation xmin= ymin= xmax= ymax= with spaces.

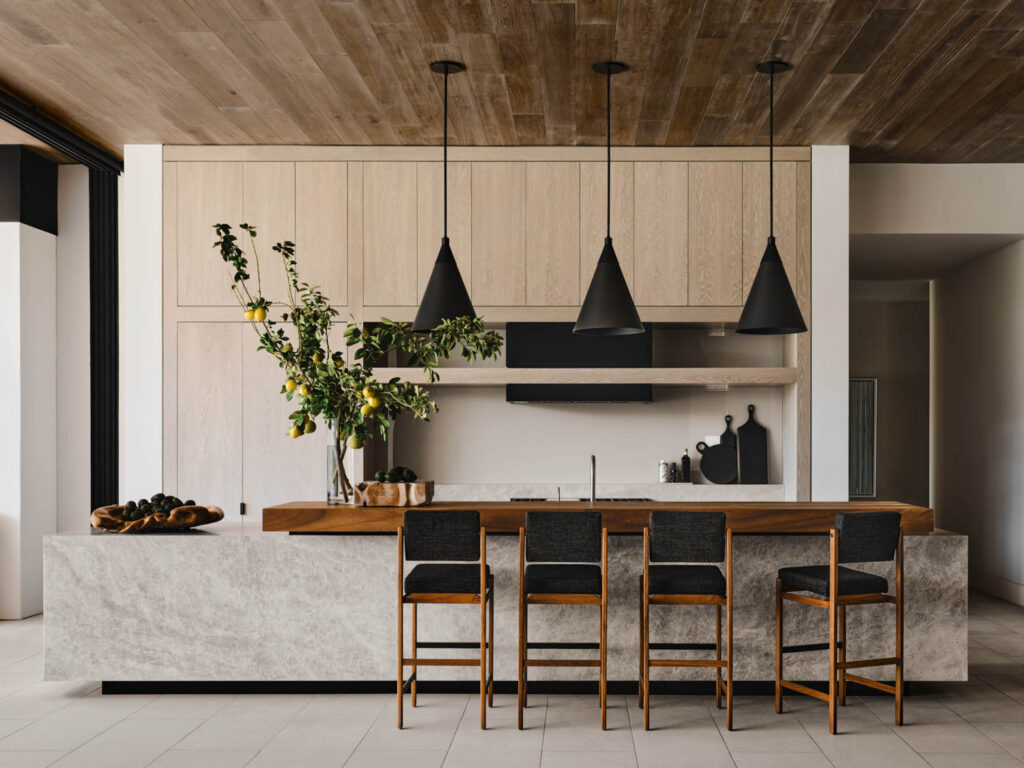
xmin=326 ymin=419 xmax=351 ymax=505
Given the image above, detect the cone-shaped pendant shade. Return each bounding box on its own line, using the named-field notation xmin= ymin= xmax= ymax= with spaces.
xmin=574 ymin=237 xmax=644 ymax=335
xmin=736 ymin=237 xmax=806 ymax=334
xmin=411 ymin=237 xmax=475 ymax=332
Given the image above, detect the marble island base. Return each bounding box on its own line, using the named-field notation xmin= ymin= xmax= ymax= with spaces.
xmin=44 ymin=525 xmax=966 ymax=688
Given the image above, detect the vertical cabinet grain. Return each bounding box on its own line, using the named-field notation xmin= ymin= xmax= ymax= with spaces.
xmin=176 ymin=322 xmax=242 ymax=513
xmin=242 ymin=162 xmax=295 ymax=303
xmin=580 ymin=161 xmax=634 ymax=296
xmin=176 ymin=162 xmax=243 ymax=306
xmin=417 ymin=161 xmax=472 ymax=300
xmin=363 ymin=162 xmax=418 ymax=306
xmin=296 ymin=162 xmax=348 ymax=305
xmin=634 ymin=162 xmax=688 ymax=306
xmin=689 ymin=162 xmax=742 ymax=306
xmin=471 ymin=162 xmax=526 ymax=305
xmin=742 ymin=161 xmax=796 ymax=301
xmin=526 ymin=162 xmax=580 ymax=305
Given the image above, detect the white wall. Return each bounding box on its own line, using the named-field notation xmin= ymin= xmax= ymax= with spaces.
xmin=56 ymin=165 xmax=91 ymax=533
xmin=0 ymin=222 xmax=57 ymax=619
xmin=120 ymin=146 xmax=163 ymax=499
xmin=810 ymin=146 xmax=850 ymax=500
xmin=933 ymin=239 xmax=1024 ymax=604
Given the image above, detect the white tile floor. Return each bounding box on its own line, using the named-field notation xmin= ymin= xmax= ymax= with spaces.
xmin=0 ymin=592 xmax=1021 ymax=767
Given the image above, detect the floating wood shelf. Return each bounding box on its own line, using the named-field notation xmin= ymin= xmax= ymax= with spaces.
xmin=362 ymin=306 xmax=743 ymax=325
xmin=373 ymin=367 xmax=797 ymax=386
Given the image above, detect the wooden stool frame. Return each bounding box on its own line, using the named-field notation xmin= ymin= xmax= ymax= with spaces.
xmin=397 ymin=526 xmax=494 ymax=729
xmin=639 ymin=527 xmax=734 ymax=730
xmin=775 ymin=527 xmax=904 ymax=734
xmin=517 ymin=526 xmax=609 ymax=730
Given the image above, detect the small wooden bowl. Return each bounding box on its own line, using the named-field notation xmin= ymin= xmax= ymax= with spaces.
xmin=90 ymin=504 xmax=225 ymax=533
xmin=353 ymin=481 xmax=434 ymax=507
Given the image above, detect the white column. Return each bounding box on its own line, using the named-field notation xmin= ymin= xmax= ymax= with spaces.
xmin=810 ymin=146 xmax=850 ymax=500
xmin=120 ymin=146 xmax=163 ymax=499
xmin=56 ymin=165 xmax=91 ymax=533
xmin=0 ymin=222 xmax=57 ymax=619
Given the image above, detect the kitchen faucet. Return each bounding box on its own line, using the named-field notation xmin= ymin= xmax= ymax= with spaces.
xmin=590 ymin=454 xmax=596 ymax=504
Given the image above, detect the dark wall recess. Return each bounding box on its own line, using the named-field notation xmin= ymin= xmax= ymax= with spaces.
xmin=89 ymin=169 xmax=118 ymax=508
xmin=0 ymin=145 xmax=58 ymax=234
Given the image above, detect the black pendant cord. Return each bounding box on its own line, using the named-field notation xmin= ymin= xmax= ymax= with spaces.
xmin=606 ymin=66 xmax=611 ymax=238
xmin=769 ymin=66 xmax=774 ymax=239
xmin=443 ymin=67 xmax=448 ymax=239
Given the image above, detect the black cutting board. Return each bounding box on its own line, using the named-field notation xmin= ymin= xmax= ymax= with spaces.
xmin=697 ymin=416 xmax=738 ymax=484
xmin=737 ymin=404 xmax=768 ymax=484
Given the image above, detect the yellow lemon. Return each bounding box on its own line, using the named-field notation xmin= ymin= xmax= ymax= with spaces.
xmin=312 ymin=352 xmax=322 ymax=364
xmin=254 ymin=307 xmax=267 ymax=322
xmin=360 ymin=403 xmax=375 ymax=418
xmin=299 ymin=383 xmax=310 ymax=397
xmin=362 ymin=385 xmax=377 ymax=399
xmin=347 ymin=434 xmax=364 ymax=449
xmin=244 ymin=309 xmax=255 ymax=321
xmin=304 ymin=420 xmax=316 ymax=434
xmin=282 ymin=343 xmax=293 ymax=353
xmin=367 ymin=395 xmax=382 ymax=410
xmin=285 ymin=379 xmax=297 ymax=392
xmin=289 ymin=425 xmax=301 ymax=439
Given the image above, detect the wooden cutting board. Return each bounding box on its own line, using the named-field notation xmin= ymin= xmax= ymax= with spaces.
xmin=738 ymin=404 xmax=768 ymax=484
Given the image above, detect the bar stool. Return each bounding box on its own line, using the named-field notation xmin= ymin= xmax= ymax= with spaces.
xmin=639 ymin=511 xmax=734 ymax=730
xmin=775 ymin=511 xmax=904 ymax=734
xmin=518 ymin=510 xmax=608 ymax=730
xmin=397 ymin=509 xmax=494 ymax=729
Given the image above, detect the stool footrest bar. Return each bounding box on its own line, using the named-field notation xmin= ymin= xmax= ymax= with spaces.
xmin=650 ymin=659 xmax=727 ymax=668
xmin=782 ymin=641 xmax=843 ymax=654
xmin=649 ymin=642 xmax=718 ymax=651
xmin=780 ymin=679 xmax=830 ymax=702
xmin=526 ymin=659 xmax=601 ymax=668
xmin=416 ymin=641 xmax=489 ymax=649
xmin=843 ymin=673 xmax=897 ymax=693
xmin=527 ymin=642 xmax=599 ymax=650
xmin=838 ymin=657 xmax=898 ymax=671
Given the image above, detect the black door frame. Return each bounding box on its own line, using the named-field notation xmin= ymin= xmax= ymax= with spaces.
xmin=0 ymin=91 xmax=123 ymax=508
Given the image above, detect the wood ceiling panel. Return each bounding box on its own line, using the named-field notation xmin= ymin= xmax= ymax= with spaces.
xmin=0 ymin=0 xmax=1021 ymax=161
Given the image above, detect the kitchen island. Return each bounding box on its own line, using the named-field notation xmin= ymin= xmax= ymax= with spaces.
xmin=44 ymin=500 xmax=965 ymax=691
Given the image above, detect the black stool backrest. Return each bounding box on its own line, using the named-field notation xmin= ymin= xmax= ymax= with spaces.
xmin=836 ymin=511 xmax=902 ymax=563
xmin=525 ymin=510 xmax=602 ymax=563
xmin=404 ymin=509 xmax=480 ymax=562
xmin=649 ymin=510 xmax=726 ymax=563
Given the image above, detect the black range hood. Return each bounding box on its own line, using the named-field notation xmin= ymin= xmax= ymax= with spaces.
xmin=505 ymin=322 xmax=652 ymax=403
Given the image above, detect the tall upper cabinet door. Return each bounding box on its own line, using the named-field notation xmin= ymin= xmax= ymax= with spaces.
xmin=634 ymin=162 xmax=688 ymax=306
xmin=471 ymin=162 xmax=526 ymax=306
xmin=176 ymin=162 xmax=243 ymax=306
xmin=742 ymin=161 xmax=796 ymax=301
xmin=580 ymin=161 xmax=634 ymax=297
xmin=243 ymin=162 xmax=295 ymax=303
xmin=296 ymin=162 xmax=348 ymax=305
xmin=417 ymin=161 xmax=471 ymax=299
xmin=526 ymin=162 xmax=580 ymax=306
xmin=689 ymin=162 xmax=742 ymax=306
xmin=363 ymin=162 xmax=418 ymax=306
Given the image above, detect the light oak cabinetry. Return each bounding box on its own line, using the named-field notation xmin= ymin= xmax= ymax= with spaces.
xmin=176 ymin=162 xmax=243 ymax=306
xmin=362 ymin=162 xmax=418 ymax=306
xmin=526 ymin=162 xmax=580 ymax=306
xmin=296 ymin=162 xmax=348 ymax=304
xmin=634 ymin=162 xmax=688 ymax=306
xmin=689 ymin=162 xmax=743 ymax=306
xmin=471 ymin=162 xmax=526 ymax=306
xmin=417 ymin=161 xmax=471 ymax=299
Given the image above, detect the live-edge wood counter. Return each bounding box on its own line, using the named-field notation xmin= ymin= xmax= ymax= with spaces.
xmin=262 ymin=500 xmax=933 ymax=534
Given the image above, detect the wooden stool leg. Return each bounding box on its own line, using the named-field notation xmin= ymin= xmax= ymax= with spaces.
xmin=638 ymin=580 xmax=644 ymax=708
xmin=397 ymin=599 xmax=404 ymax=729
xmin=410 ymin=603 xmax=417 ymax=708
xmin=838 ymin=604 xmax=846 ymax=706
xmin=517 ymin=595 xmax=524 ymax=729
xmin=896 ymin=528 xmax=904 ymax=726
xmin=643 ymin=589 xmax=651 ymax=730
xmin=600 ymin=529 xmax=608 ymax=731
xmin=726 ymin=529 xmax=733 ymax=732
xmin=523 ymin=601 xmax=529 ymax=711
xmin=775 ymin=577 xmax=783 ymax=714
xmin=488 ymin=589 xmax=495 ymax=708
xmin=828 ymin=531 xmax=838 ymax=735
xmin=715 ymin=603 xmax=723 ymax=710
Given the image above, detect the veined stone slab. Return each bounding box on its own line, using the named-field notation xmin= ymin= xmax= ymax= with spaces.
xmin=44 ymin=525 xmax=966 ymax=683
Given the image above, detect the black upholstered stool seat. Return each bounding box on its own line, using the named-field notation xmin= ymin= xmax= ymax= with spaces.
xmin=779 ymin=565 xmax=888 ymax=596
xmin=525 ymin=563 xmax=602 ymax=595
xmin=646 ymin=564 xmax=726 ymax=596
xmin=405 ymin=563 xmax=492 ymax=594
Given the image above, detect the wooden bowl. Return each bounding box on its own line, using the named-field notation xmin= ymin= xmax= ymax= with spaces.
xmin=90 ymin=504 xmax=225 ymax=533
xmin=353 ymin=481 xmax=434 ymax=507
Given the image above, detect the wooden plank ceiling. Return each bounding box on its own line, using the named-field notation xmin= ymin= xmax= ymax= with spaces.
xmin=0 ymin=0 xmax=1023 ymax=162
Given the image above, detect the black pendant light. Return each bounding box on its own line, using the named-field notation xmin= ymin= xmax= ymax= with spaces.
xmin=574 ymin=61 xmax=644 ymax=336
xmin=413 ymin=61 xmax=476 ymax=332
xmin=737 ymin=60 xmax=806 ymax=335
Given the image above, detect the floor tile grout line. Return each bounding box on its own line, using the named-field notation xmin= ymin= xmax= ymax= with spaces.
xmin=340 ymin=693 xmax=392 ymax=768
xmin=141 ymin=715 xmax=220 ymax=768
xmin=439 ymin=694 xmax=470 ymax=766
xmin=701 ymin=694 xmax=739 ymax=768
xmin=233 ymin=694 xmax=320 ymax=768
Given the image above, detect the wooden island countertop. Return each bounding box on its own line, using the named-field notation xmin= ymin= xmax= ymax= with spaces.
xmin=262 ymin=500 xmax=933 ymax=535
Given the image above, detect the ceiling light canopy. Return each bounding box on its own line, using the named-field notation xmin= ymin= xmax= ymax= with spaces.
xmin=737 ymin=60 xmax=807 ymax=336
xmin=574 ymin=61 xmax=644 ymax=336
xmin=412 ymin=60 xmax=476 ymax=333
